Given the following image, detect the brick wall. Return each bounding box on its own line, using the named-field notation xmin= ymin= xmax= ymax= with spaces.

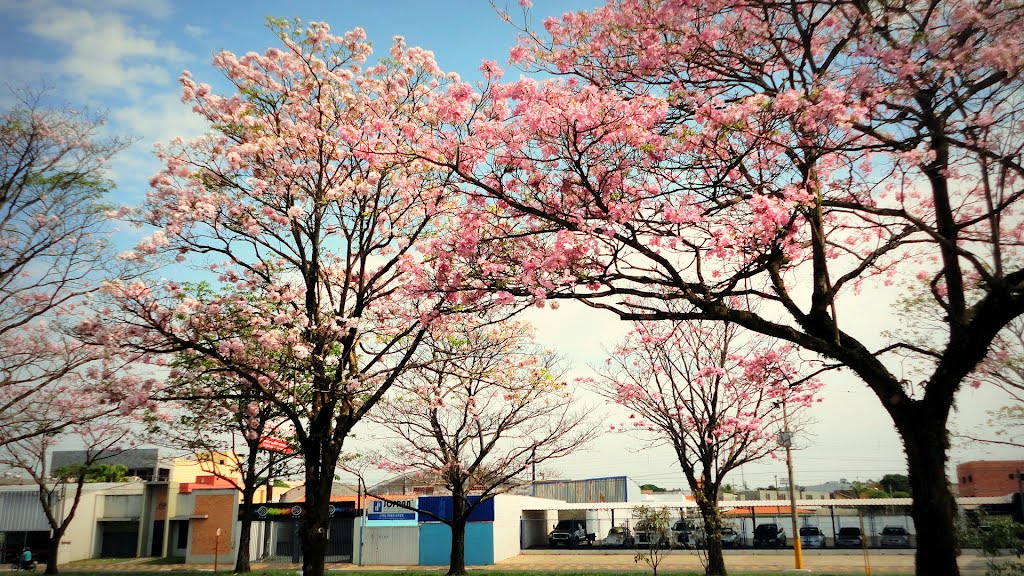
xmin=190 ymin=492 xmax=236 ymax=556
xmin=956 ymin=460 xmax=1024 ymax=497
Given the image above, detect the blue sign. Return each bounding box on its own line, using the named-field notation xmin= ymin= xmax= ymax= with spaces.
xmin=367 ymin=498 xmax=418 ymax=525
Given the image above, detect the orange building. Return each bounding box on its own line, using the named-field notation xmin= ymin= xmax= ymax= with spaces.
xmin=956 ymin=460 xmax=1024 ymax=497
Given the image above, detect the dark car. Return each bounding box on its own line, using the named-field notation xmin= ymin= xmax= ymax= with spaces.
xmin=880 ymin=526 xmax=911 ymax=548
xmin=753 ymin=523 xmax=786 ymax=548
xmin=548 ymin=519 xmax=595 ymax=547
xmin=835 ymin=526 xmax=863 ymax=548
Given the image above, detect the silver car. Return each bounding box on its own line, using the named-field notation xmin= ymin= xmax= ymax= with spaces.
xmin=799 ymin=526 xmax=825 ymax=549
xmin=721 ymin=526 xmax=741 ymax=548
xmin=880 ymin=526 xmax=911 ymax=548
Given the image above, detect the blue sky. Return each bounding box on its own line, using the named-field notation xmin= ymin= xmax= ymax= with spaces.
xmin=0 ymin=0 xmax=1016 ymax=488
xmin=0 ymin=0 xmax=591 ymax=208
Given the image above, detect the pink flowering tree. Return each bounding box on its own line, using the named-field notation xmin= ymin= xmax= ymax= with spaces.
xmin=368 ymin=319 xmax=593 ymax=576
xmin=0 ymin=89 xmax=133 ymax=446
xmin=0 ymin=411 xmax=138 ymax=574
xmin=957 ymin=319 xmax=1024 ymax=449
xmin=592 ymin=319 xmax=818 ymax=576
xmin=101 ymin=20 xmax=463 ymax=576
xmin=405 ymin=1 xmax=1024 ymax=573
xmin=147 ymin=364 xmax=301 ymax=573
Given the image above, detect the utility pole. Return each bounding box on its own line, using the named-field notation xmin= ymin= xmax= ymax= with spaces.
xmin=531 ymin=447 xmax=537 ymax=497
xmin=262 ymin=451 xmax=274 ymax=560
xmin=780 ymin=401 xmax=804 ymax=570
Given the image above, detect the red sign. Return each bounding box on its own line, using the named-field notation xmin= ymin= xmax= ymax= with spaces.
xmin=258 ymin=437 xmax=294 ymax=454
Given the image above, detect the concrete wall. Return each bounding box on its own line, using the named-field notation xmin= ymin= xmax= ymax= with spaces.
xmin=102 ymin=494 xmax=143 ymax=518
xmin=492 ymin=495 xmax=525 ymax=562
xmin=56 ymin=487 xmax=101 ymax=564
xmin=494 ymin=494 xmax=573 ymax=556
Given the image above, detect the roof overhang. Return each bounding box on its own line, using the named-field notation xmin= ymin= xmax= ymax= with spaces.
xmin=519 ymin=495 xmax=1012 ymax=512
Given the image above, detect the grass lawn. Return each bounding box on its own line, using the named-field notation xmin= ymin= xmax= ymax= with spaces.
xmin=59 ymin=558 xmax=911 ymax=575
xmin=54 ymin=565 xmax=905 ymax=569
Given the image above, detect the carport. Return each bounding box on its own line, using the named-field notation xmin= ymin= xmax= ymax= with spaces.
xmin=517 ymin=495 xmax=1013 ymax=550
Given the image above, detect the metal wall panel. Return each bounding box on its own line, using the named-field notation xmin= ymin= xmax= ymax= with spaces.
xmin=418 ymin=522 xmax=493 ymax=566
xmin=417 ymin=496 xmax=494 ymax=522
xmin=530 ymin=477 xmax=628 ymax=503
xmin=0 ymin=491 xmax=53 ymax=531
xmin=357 ymin=525 xmax=419 ymax=565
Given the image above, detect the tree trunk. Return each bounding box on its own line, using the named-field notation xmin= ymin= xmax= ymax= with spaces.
xmin=234 ymin=485 xmax=256 ymax=573
xmin=696 ymin=487 xmax=726 ymax=576
xmin=448 ymin=489 xmax=468 ymax=576
xmin=448 ymin=517 xmax=468 ymax=576
xmin=299 ymin=438 xmax=336 ymax=576
xmin=300 ymin=491 xmax=328 ymax=576
xmin=45 ymin=527 xmax=63 ymax=575
xmin=895 ymin=404 xmax=959 ymax=576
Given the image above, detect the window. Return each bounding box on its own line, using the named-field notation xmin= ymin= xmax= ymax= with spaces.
xmin=176 ymin=522 xmax=188 ymax=549
xmin=127 ymin=468 xmax=153 ymax=481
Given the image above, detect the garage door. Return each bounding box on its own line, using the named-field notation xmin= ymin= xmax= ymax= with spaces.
xmin=358 ymin=526 xmax=418 ymax=565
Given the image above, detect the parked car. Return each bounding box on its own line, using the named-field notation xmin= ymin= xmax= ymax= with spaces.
xmin=671 ymin=520 xmax=705 ymax=548
xmin=753 ymin=523 xmax=786 ymax=548
xmin=548 ymin=519 xmax=596 ymax=547
xmin=721 ymin=526 xmax=741 ymax=548
xmin=835 ymin=526 xmax=864 ymax=548
xmin=635 ymin=520 xmax=671 ymax=548
xmin=799 ymin=526 xmax=825 ymax=549
xmin=604 ymin=526 xmax=635 ymax=548
xmin=880 ymin=526 xmax=911 ymax=548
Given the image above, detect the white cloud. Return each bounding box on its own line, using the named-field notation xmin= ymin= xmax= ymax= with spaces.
xmin=111 ymin=91 xmax=208 ymax=147
xmin=104 ymin=92 xmax=209 ymax=204
xmin=11 ymin=2 xmax=187 ymax=97
xmin=523 ymin=300 xmax=628 ymax=367
xmin=90 ymin=0 xmax=171 ymax=19
xmin=183 ymin=24 xmax=208 ymax=39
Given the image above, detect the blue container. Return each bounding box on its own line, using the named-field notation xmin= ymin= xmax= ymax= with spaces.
xmin=418 ymin=522 xmax=494 ymax=565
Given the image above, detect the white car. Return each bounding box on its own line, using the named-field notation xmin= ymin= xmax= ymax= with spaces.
xmin=604 ymin=526 xmax=635 ymax=547
xmin=721 ymin=526 xmax=741 ymax=547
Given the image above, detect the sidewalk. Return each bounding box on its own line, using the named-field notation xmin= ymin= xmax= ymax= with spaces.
xmin=62 ymin=552 xmax=993 ymax=574
xmin=488 ymin=551 xmax=991 ymax=574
